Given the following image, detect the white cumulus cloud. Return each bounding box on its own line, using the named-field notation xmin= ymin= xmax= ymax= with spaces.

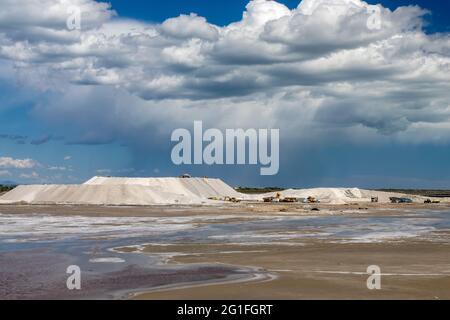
xmin=0 ymin=157 xmax=37 ymax=169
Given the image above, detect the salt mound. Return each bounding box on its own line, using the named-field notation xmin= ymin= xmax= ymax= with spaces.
xmin=0 ymin=177 xmax=241 ymax=205
xmin=83 ymin=176 xmax=240 ymax=199
xmin=250 ymin=187 xmax=371 ymax=204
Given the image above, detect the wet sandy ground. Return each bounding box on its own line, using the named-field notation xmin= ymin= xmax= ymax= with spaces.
xmin=132 ymin=239 xmax=450 ymax=300
xmin=1 ymin=203 xmax=450 ymax=299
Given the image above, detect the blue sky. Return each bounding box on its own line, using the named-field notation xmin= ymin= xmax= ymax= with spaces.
xmin=1 ymin=0 xmax=450 ymax=188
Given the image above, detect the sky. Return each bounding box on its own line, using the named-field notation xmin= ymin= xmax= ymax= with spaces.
xmin=1 ymin=0 xmax=450 ymax=188
xmin=109 ymin=0 xmax=450 ymax=32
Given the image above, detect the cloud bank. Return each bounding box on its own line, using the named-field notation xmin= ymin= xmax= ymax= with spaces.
xmin=1 ymin=0 xmax=450 ymax=183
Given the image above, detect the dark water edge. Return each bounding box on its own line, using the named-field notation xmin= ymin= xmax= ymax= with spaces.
xmin=0 ymin=247 xmax=254 ymax=300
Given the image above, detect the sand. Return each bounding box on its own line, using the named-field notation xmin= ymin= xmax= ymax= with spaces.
xmin=134 ymin=240 xmax=450 ymax=300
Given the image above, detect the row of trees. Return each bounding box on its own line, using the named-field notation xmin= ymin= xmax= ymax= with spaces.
xmin=0 ymin=185 xmax=15 ymax=193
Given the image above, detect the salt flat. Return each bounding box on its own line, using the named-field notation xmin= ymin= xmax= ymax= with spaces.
xmin=1 ymin=203 xmax=450 ymax=299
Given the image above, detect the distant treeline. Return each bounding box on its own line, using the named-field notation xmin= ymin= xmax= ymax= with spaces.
xmin=377 ymin=189 xmax=450 ymax=198
xmin=236 ymin=187 xmax=284 ymax=194
xmin=0 ymin=185 xmax=15 ymax=193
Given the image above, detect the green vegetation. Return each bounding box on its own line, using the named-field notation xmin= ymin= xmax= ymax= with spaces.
xmin=0 ymin=185 xmax=15 ymax=193
xmin=235 ymin=187 xmax=284 ymax=194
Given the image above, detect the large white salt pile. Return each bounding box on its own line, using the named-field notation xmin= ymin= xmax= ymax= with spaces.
xmin=249 ymin=187 xmax=371 ymax=204
xmin=0 ymin=177 xmax=241 ymax=205
xmin=249 ymin=188 xmax=439 ymax=204
xmin=83 ymin=176 xmax=241 ymax=199
xmin=280 ymin=187 xmax=369 ymax=204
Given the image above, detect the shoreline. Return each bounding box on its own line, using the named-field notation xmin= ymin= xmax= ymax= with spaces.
xmin=122 ymin=265 xmax=276 ymax=300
